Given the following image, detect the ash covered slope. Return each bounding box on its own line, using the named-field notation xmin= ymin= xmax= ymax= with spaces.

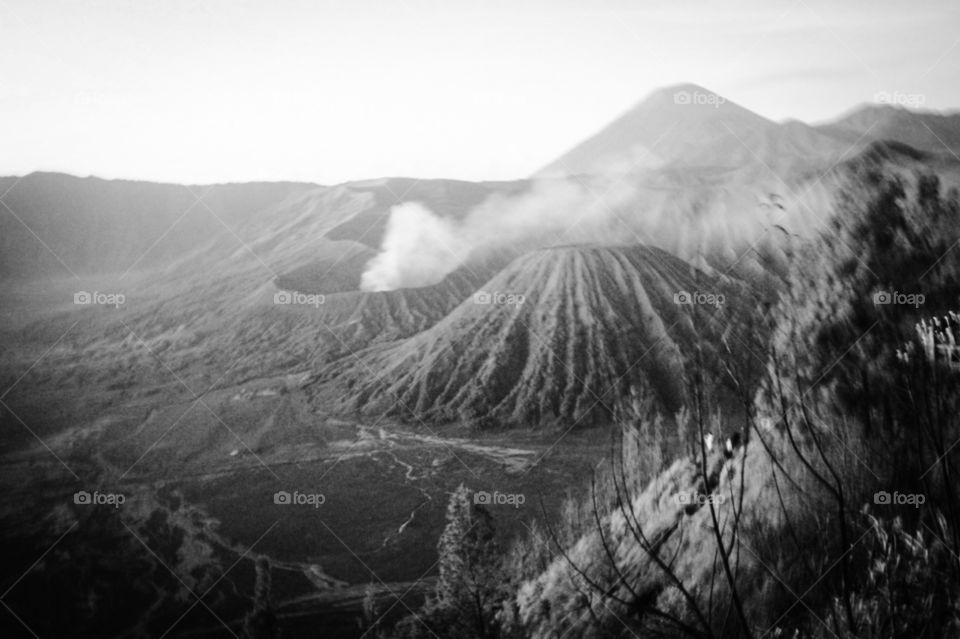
xmin=327 ymin=244 xmax=733 ymax=427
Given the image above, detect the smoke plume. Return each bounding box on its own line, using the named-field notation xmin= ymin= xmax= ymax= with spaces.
xmin=360 ymin=178 xmax=636 ymax=291
xmin=359 ymin=171 xmax=821 ymax=292
xmin=360 ymin=202 xmax=471 ymax=292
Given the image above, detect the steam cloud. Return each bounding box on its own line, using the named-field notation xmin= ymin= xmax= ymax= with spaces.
xmin=360 ymin=173 xmax=821 ymax=292
xmin=360 ymin=202 xmax=471 ymax=292
xmin=360 ymin=178 xmax=636 ymax=291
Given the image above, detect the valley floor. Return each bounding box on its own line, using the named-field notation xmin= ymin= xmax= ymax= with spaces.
xmin=0 ymin=354 xmax=608 ymax=638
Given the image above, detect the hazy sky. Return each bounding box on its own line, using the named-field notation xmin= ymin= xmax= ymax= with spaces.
xmin=1 ymin=0 xmax=958 ymax=184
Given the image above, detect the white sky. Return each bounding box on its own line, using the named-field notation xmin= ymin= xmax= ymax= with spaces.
xmin=1 ymin=0 xmax=958 ymax=184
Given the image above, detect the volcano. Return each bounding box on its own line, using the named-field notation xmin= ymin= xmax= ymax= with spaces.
xmin=325 ymin=244 xmax=735 ymax=428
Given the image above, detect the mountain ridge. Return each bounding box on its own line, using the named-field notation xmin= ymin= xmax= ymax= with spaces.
xmin=539 ymin=84 xmax=960 ymax=178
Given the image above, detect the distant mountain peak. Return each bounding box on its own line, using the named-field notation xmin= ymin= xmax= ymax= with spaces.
xmin=620 ymin=84 xmax=756 ymax=117
xmin=644 ymin=82 xmax=727 ymax=103
xmin=537 ymin=84 xmax=791 ymax=177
